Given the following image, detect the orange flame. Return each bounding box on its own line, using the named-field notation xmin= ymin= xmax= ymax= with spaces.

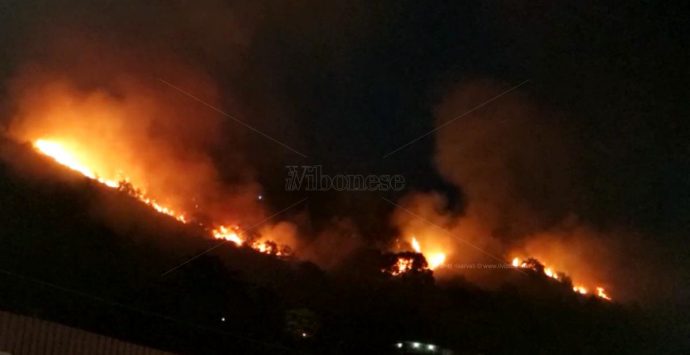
xmin=211 ymin=225 xmax=243 ymax=246
xmin=389 ymin=257 xmax=415 ymax=276
xmin=383 ymin=236 xmax=447 ymax=277
xmin=596 ymin=287 xmax=611 ymax=300
xmin=411 ymin=237 xmax=421 ymax=253
xmin=384 ymin=236 xmax=447 ymax=277
xmin=409 ymin=236 xmax=446 ymax=271
xmin=35 ymin=139 xmax=188 ymax=222
xmin=35 ymin=139 xmax=119 ymax=188
xmin=512 ymin=256 xmax=611 ymax=300
xmin=32 ymin=138 xmax=614 ymax=297
xmin=573 ymin=286 xmax=588 ymax=295
xmin=33 ymin=138 xmax=290 ymax=255
xmin=427 ymin=253 xmax=447 ymax=270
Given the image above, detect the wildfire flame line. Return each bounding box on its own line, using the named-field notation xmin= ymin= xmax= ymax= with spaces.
xmin=511 ymin=257 xmax=611 ymax=301
xmin=35 ymin=140 xmax=119 ymax=188
xmin=33 ymin=138 xmax=613 ymax=297
xmin=33 ymin=138 xmax=284 ymax=256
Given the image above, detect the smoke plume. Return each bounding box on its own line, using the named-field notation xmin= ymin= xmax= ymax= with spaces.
xmin=3 ymin=1 xmax=272 ymax=229
xmin=392 ymin=80 xmax=665 ymax=301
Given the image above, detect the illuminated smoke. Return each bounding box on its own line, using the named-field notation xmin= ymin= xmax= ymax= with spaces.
xmin=388 ymin=80 xmax=637 ymax=300
xmin=2 ymin=1 xmax=299 ymax=255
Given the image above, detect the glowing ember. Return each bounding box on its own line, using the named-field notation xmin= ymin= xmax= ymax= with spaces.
xmin=512 ymin=256 xmax=611 ymax=300
xmin=149 ymin=200 xmax=185 ymax=222
xmin=544 ymin=267 xmax=560 ymax=280
xmin=596 ymin=287 xmax=611 ymax=300
xmin=573 ymin=286 xmax=588 ymax=295
xmin=390 ymin=257 xmax=415 ymax=276
xmin=251 ymin=240 xmax=290 ymax=256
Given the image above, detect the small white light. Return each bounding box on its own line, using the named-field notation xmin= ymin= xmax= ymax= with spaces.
xmin=257 ymin=194 xmax=263 ymax=200
xmin=427 ymin=344 xmax=436 ymax=350
xmin=220 ymin=317 xmax=226 ymax=322
xmin=412 ymin=342 xmax=420 ymax=348
xmin=396 ymin=343 xmax=403 ymax=348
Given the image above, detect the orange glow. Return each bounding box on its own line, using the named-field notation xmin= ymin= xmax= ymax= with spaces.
xmin=211 ymin=225 xmax=243 ymax=246
xmin=35 ymin=139 xmax=187 ymax=222
xmin=573 ymin=286 xmax=588 ymax=295
xmin=407 ymin=236 xmax=446 ymax=271
xmin=384 ymin=236 xmax=448 ymax=277
xmin=32 ymin=138 xmax=292 ymax=256
xmin=544 ymin=267 xmax=560 ymax=280
xmin=35 ymin=139 xmax=119 ymax=188
xmin=390 ymin=257 xmax=415 ymax=276
xmin=250 ymin=240 xmax=289 ymax=256
xmin=427 ymin=253 xmax=446 ymax=270
xmin=31 ymin=138 xmax=612 ymax=296
xmin=512 ymin=256 xmax=611 ymax=300
xmin=411 ymin=237 xmax=421 ymax=253
xmin=596 ymin=287 xmax=611 ymax=300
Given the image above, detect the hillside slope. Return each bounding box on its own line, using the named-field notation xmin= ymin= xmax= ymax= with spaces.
xmin=0 ymin=139 xmax=683 ymax=354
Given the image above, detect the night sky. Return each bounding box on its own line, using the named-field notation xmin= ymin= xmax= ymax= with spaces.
xmin=243 ymin=1 xmax=690 ymax=256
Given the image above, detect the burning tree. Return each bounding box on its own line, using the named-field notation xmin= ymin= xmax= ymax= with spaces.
xmin=382 ymin=252 xmax=432 ymax=277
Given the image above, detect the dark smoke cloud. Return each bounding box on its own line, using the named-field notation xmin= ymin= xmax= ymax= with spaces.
xmin=389 ymin=79 xmax=681 ymax=302
xmin=299 ymin=218 xmax=364 ymax=270
xmin=434 ymin=79 xmax=581 ymax=239
xmin=0 ymin=0 xmax=377 ymax=262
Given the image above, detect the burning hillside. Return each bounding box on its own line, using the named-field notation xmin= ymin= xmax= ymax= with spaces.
xmin=511 ymin=257 xmax=611 ymax=300
xmin=0 ymin=0 xmax=688 ymax=353
xmin=2 ymin=74 xmax=615 ymax=308
xmin=30 ymin=134 xmax=613 ymax=300
xmin=1 ymin=0 xmax=670 ymax=311
xmin=0 ymin=136 xmax=677 ymax=354
xmin=34 ymin=139 xmax=188 ymax=223
xmin=382 ymin=234 xmax=612 ymax=300
xmin=32 ymin=138 xmax=289 ymax=257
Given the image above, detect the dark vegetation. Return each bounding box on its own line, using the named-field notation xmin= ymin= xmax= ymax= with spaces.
xmin=0 ymin=141 xmax=682 ymax=354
